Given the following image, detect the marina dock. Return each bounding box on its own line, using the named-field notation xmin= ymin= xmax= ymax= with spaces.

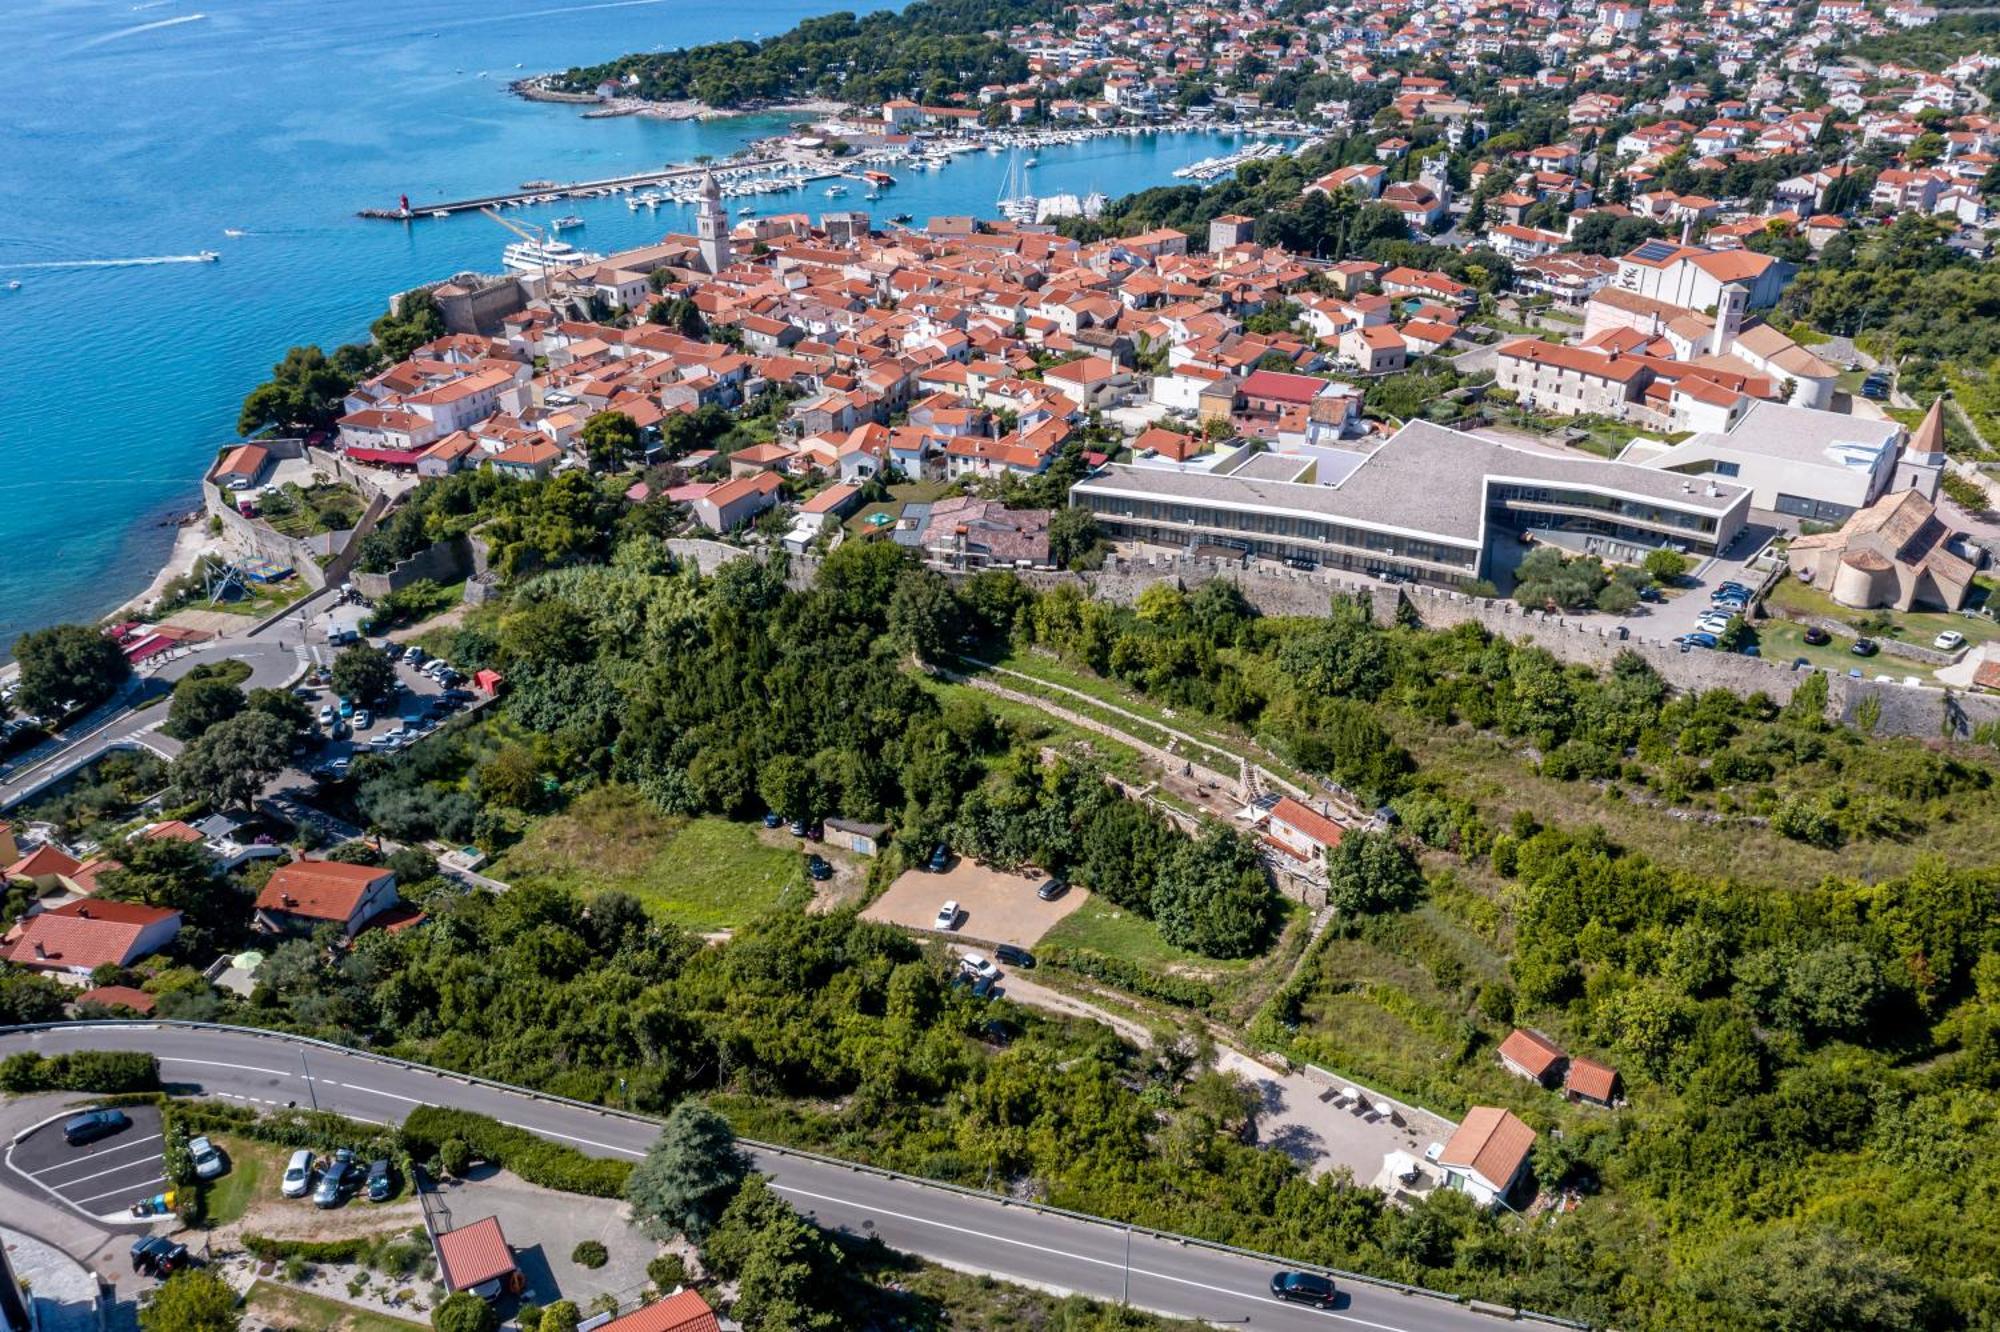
xmin=358 ymin=160 xmax=839 ymax=220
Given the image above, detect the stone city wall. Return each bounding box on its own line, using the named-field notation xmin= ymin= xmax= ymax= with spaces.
xmin=725 ymin=547 xmax=2000 ymax=740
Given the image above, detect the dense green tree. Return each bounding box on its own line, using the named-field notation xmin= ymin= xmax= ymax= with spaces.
xmin=331 ymin=643 xmax=397 ymax=709
xmin=166 ymin=676 xmax=245 ymax=740
xmin=581 ymin=411 xmax=643 ymax=473
xmin=432 ymin=1291 xmax=498 ymax=1332
xmin=12 ymin=623 xmax=131 ymax=716
xmin=1151 ymin=827 xmax=1274 ymax=958
xmin=1324 ymin=829 xmax=1425 ymax=915
xmin=701 ymin=1178 xmax=843 ymax=1332
xmin=626 ymin=1102 xmax=752 ymax=1241
xmin=140 ymin=1269 xmax=239 ymax=1332
xmin=237 ymin=345 xmax=356 ymax=436
xmin=886 ymin=568 xmax=961 ymax=662
xmin=1048 ymin=505 xmax=1103 ymax=570
xmin=173 ymin=711 xmax=291 ymax=811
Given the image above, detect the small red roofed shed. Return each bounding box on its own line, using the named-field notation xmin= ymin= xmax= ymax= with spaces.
xmin=435 ymin=1217 xmax=518 ymax=1296
xmin=1497 ymin=1028 xmax=1567 ymax=1086
xmin=1565 ymin=1057 xmax=1620 ymax=1107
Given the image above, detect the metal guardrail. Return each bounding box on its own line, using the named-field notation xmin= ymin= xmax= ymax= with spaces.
xmin=0 ymin=1020 xmax=1592 ymax=1329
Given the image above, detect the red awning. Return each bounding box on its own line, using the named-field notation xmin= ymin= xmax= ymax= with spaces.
xmin=344 ymin=446 xmax=426 ymax=466
xmin=122 ymin=634 xmax=174 ymax=663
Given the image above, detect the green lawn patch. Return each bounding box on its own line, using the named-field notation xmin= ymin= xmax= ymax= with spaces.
xmin=496 ymin=787 xmax=804 ymax=930
xmin=244 ymin=1282 xmax=426 ymax=1332
xmin=1041 ymin=895 xmax=1249 ymax=973
xmin=1766 ymin=573 xmax=2000 ymax=648
xmin=201 ymin=1134 xmax=283 ymax=1227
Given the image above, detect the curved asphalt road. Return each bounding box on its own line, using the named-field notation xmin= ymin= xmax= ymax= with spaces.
xmin=0 ymin=1025 xmax=1528 ymax=1332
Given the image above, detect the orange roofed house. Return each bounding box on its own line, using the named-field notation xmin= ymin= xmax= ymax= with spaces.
xmin=594 ymin=1289 xmax=721 ymax=1332
xmin=254 ymin=860 xmax=399 ymax=938
xmin=1436 ymin=1106 xmax=1538 ymax=1208
xmin=5 ymin=900 xmax=182 ymax=981
xmin=1263 ymin=797 xmax=1344 ymax=865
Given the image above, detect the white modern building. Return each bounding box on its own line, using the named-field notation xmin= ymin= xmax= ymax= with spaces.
xmin=1619 ymin=399 xmax=1903 ymax=524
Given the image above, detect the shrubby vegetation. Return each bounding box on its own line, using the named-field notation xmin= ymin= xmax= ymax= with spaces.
xmin=554 ymin=0 xmax=1047 ymax=108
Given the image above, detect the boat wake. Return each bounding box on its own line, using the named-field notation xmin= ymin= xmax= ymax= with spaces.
xmin=0 ymin=254 xmax=219 ymax=270
xmin=80 ymin=12 xmax=206 ymax=49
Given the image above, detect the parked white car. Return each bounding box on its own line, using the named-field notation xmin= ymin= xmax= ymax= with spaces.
xmin=934 ymin=900 xmax=960 ymax=931
xmin=188 ymin=1136 xmax=226 ymax=1181
xmin=959 ymin=953 xmax=999 ymax=982
xmin=280 ymin=1149 xmax=315 ymax=1198
xmin=1935 ymin=630 xmax=1966 ymax=651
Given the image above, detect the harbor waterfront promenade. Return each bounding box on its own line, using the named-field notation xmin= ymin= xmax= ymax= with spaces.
xmin=0 ymin=0 xmax=1245 ymax=654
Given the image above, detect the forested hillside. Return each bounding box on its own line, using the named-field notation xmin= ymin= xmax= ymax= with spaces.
xmin=551 ymin=0 xmax=1059 ymax=108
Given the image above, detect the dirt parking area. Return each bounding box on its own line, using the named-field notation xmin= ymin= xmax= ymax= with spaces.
xmin=864 ymin=860 xmax=1087 ymax=948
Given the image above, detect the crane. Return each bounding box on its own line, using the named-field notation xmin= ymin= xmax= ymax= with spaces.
xmin=480 ymin=206 xmax=553 ymax=286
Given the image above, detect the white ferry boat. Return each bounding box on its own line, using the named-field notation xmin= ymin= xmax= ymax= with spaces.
xmin=501 ymin=238 xmax=604 ymax=274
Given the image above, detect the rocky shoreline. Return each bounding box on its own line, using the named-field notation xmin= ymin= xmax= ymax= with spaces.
xmin=509 ymin=75 xmax=846 ymax=123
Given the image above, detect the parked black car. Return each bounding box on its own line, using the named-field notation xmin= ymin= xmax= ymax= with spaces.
xmin=928 ymin=843 xmax=952 ymax=872
xmin=1851 ymin=637 xmax=1880 ymax=657
xmin=995 ymin=944 xmax=1036 ymax=969
xmin=805 ymin=854 xmax=833 ymax=882
xmin=1803 ymin=625 xmax=1831 ymax=645
xmin=130 ymin=1236 xmax=189 ymax=1277
xmin=1270 ymin=1271 xmax=1338 ymax=1308
xmin=1035 ymin=877 xmax=1068 ymax=902
xmin=63 ymin=1109 xmax=130 ymax=1146
xmin=366 ymin=1158 xmax=396 ymax=1203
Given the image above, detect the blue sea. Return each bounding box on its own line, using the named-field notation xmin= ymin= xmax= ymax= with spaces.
xmin=0 ymin=0 xmax=1248 ymax=651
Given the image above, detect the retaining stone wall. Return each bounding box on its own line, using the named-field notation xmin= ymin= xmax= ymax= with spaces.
xmin=351 ymin=535 xmax=471 ymax=600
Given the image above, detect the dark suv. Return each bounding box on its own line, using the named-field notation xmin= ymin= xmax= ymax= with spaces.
xmin=63 ymin=1109 xmax=130 ymax=1146
xmin=130 ymin=1236 xmax=189 ymax=1277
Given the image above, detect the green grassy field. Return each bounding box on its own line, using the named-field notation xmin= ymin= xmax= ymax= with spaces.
xmin=1766 ymin=573 xmax=2000 ymax=648
xmin=201 ymin=1135 xmax=281 ymax=1227
xmin=244 ymin=1282 xmax=426 ymax=1332
xmin=496 ymin=788 xmax=804 ymax=930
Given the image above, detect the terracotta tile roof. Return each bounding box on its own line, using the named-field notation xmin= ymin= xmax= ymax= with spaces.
xmin=6 ymin=845 xmax=82 ymax=881
xmin=1439 ymin=1106 xmax=1537 ymax=1191
xmin=6 ymin=900 xmax=180 ymax=972
xmin=77 ymin=985 xmax=157 ymax=1014
xmin=1565 ymin=1057 xmax=1619 ymax=1102
xmin=256 ymin=861 xmax=391 ymax=923
xmin=1269 ymin=797 xmax=1344 ymax=849
xmin=597 ymin=1290 xmax=722 ymax=1332
xmin=1498 ymin=1028 xmax=1566 ymax=1079
xmin=436 ymin=1217 xmax=515 ymax=1293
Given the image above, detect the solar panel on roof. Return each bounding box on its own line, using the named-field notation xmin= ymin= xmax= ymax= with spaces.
xmin=1632 ymin=239 xmax=1680 ymax=262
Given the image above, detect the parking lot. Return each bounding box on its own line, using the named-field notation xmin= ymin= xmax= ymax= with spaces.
xmin=297 ymin=646 xmax=472 ymax=784
xmin=865 ymin=860 xmax=1088 ymax=948
xmin=9 ymin=1105 xmax=166 ymax=1220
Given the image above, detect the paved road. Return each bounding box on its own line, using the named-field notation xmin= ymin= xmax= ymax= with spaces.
xmin=0 ymin=636 xmax=305 ymax=810
xmin=0 ymin=1025 xmax=1530 ymax=1332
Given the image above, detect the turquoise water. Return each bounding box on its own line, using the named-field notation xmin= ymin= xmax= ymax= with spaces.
xmin=0 ymin=0 xmax=1247 ymax=649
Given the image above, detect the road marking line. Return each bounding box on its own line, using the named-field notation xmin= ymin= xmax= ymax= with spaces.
xmin=324 ymin=1080 xmax=427 ymax=1105
xmin=497 ymin=1120 xmax=644 ymax=1159
xmin=76 ymin=1175 xmax=165 ymax=1206
xmin=159 ymin=1057 xmax=294 ymax=1078
xmin=38 ymin=1154 xmax=169 ymax=1190
xmin=31 ymin=1134 xmax=163 ymax=1176
xmin=771 ymin=1184 xmax=1422 ymax=1332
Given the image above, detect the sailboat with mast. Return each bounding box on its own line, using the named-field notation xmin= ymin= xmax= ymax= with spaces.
xmin=996 ymin=151 xmax=1038 ymax=224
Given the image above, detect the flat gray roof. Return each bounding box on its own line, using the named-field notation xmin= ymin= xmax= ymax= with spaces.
xmin=1075 ymin=420 xmax=1749 ymax=545
xmin=1651 ymin=398 xmax=1899 ymax=470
